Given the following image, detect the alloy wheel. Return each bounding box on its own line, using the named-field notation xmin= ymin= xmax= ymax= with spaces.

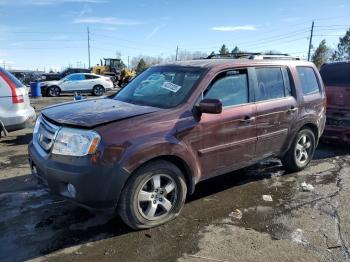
xmin=295 ymin=134 xmax=312 ymax=165
xmin=137 ymin=174 xmax=178 ymax=221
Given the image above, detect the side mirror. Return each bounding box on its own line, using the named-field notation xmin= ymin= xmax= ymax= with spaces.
xmin=197 ymin=99 xmax=222 ymax=114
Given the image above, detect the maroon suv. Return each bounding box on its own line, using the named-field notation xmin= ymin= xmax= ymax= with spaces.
xmin=320 ymin=62 xmax=350 ymax=144
xmin=29 ymin=57 xmax=326 ymax=229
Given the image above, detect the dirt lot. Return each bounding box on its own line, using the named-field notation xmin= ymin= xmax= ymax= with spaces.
xmin=0 ymin=94 xmax=350 ymax=262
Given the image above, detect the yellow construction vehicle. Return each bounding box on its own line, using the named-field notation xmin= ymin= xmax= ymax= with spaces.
xmin=92 ymin=58 xmax=135 ymax=87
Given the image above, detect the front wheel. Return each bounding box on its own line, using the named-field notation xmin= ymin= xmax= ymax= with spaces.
xmin=47 ymin=86 xmax=61 ymax=97
xmin=281 ymin=128 xmax=316 ymax=172
xmin=118 ymin=160 xmax=187 ymax=229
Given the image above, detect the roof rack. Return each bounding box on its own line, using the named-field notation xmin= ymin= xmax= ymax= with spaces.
xmin=207 ymin=52 xmax=302 ymax=60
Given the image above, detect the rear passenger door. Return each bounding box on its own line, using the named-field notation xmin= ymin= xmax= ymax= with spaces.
xmin=82 ymin=74 xmax=99 ymax=90
xmin=253 ymin=67 xmax=298 ymax=159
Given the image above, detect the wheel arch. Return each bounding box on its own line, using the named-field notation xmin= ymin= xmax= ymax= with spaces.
xmin=125 ymin=154 xmax=196 ymax=196
xmin=301 ymin=123 xmax=319 ymax=142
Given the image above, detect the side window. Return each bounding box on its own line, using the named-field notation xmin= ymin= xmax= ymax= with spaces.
xmin=282 ymin=67 xmax=292 ymax=96
xmin=67 ymin=74 xmax=84 ymax=81
xmin=85 ymin=74 xmax=99 ymax=80
xmin=297 ymin=67 xmax=320 ymax=95
xmin=255 ymin=67 xmax=285 ymax=101
xmin=204 ymin=69 xmax=249 ymax=107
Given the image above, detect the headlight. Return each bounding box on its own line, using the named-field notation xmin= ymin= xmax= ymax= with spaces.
xmin=52 ymin=128 xmax=100 ymax=156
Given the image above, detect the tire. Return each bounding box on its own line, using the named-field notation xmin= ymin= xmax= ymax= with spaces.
xmin=92 ymin=85 xmax=105 ymax=96
xmin=47 ymin=86 xmax=61 ymax=97
xmin=118 ymin=160 xmax=187 ymax=229
xmin=281 ymin=128 xmax=316 ymax=172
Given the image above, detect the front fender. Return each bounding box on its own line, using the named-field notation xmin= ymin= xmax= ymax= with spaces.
xmin=120 ymin=136 xmax=200 ymax=186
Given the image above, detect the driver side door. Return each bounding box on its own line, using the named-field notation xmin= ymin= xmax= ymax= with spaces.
xmin=190 ymin=68 xmax=258 ymax=179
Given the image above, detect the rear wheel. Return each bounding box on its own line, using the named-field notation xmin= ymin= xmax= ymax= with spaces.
xmin=118 ymin=160 xmax=187 ymax=229
xmin=92 ymin=85 xmax=105 ymax=96
xmin=47 ymin=86 xmax=61 ymax=97
xmin=282 ymin=128 xmax=316 ymax=172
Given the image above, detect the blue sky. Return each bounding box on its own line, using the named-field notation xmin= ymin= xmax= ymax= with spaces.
xmin=0 ymin=0 xmax=349 ymax=71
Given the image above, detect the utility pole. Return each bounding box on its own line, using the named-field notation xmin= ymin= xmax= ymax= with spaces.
xmin=3 ymin=60 xmax=5 ymax=69
xmin=87 ymin=27 xmax=91 ymax=68
xmin=127 ymin=56 xmax=130 ymax=69
xmin=175 ymin=45 xmax=179 ymax=61
xmin=307 ymin=21 xmax=314 ymax=61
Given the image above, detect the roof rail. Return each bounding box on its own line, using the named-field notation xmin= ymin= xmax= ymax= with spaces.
xmin=207 ymin=52 xmax=302 ymax=60
xmin=207 ymin=52 xmax=261 ymax=59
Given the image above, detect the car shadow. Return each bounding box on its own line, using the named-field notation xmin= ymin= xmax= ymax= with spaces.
xmin=0 ymin=144 xmax=347 ymax=261
xmin=0 ymin=132 xmax=33 ymax=146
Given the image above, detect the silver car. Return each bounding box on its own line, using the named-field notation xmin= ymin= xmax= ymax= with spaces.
xmin=0 ymin=67 xmax=36 ymax=136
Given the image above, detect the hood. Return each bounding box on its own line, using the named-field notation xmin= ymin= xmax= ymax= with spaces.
xmin=42 ymin=98 xmax=162 ymax=128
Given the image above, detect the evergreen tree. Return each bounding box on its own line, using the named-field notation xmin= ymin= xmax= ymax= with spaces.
xmin=312 ymin=40 xmax=330 ymax=69
xmin=219 ymin=44 xmax=229 ymax=55
xmin=135 ymin=58 xmax=148 ymax=74
xmin=331 ymin=28 xmax=350 ymax=61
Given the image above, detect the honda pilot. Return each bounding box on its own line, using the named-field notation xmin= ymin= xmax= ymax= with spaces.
xmin=29 ymin=56 xmax=326 ymax=229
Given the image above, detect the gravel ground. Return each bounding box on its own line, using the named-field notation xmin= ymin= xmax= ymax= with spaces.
xmin=0 ymin=94 xmax=349 ymax=262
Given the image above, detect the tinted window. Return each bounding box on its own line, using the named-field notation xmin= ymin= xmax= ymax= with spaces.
xmin=85 ymin=74 xmax=99 ymax=80
xmin=115 ymin=66 xmax=204 ymax=109
xmin=205 ymin=70 xmax=249 ymax=107
xmin=0 ymin=67 xmax=23 ymax=88
xmin=282 ymin=67 xmax=292 ymax=96
xmin=320 ymin=63 xmax=350 ymax=86
xmin=255 ymin=67 xmax=285 ymax=101
xmin=67 ymin=74 xmax=84 ymax=81
xmin=297 ymin=67 xmax=320 ymax=95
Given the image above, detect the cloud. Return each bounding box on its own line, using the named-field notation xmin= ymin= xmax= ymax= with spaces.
xmin=209 ymin=25 xmax=256 ymax=32
xmin=146 ymin=23 xmax=167 ymax=40
xmin=73 ymin=17 xmax=142 ymax=25
xmin=0 ymin=0 xmax=107 ymax=6
xmin=79 ymin=5 xmax=92 ymax=17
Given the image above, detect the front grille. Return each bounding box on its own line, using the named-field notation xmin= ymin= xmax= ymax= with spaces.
xmin=37 ymin=117 xmax=59 ymax=151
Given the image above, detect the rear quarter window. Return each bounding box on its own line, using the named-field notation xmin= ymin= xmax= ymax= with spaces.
xmin=320 ymin=63 xmax=350 ymax=86
xmin=296 ymin=67 xmax=320 ymax=95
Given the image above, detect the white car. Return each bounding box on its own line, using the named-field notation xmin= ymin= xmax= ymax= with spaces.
xmin=0 ymin=67 xmax=36 ymax=136
xmin=41 ymin=73 xmax=114 ymax=97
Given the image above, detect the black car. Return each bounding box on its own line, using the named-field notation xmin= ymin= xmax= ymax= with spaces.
xmin=42 ymin=68 xmax=91 ymax=81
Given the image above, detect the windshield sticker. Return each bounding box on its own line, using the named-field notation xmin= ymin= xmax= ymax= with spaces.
xmin=161 ymin=82 xmax=182 ymax=93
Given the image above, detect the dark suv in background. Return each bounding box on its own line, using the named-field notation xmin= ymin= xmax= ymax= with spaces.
xmin=29 ymin=55 xmax=326 ymax=229
xmin=320 ymin=62 xmax=350 ymax=145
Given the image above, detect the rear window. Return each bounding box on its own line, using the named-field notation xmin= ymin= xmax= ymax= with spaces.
xmin=0 ymin=67 xmax=23 ymax=88
xmin=320 ymin=63 xmax=350 ymax=86
xmin=296 ymin=67 xmax=320 ymax=95
xmin=85 ymin=74 xmax=100 ymax=80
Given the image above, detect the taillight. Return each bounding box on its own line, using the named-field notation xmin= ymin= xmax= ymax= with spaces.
xmin=12 ymin=88 xmax=24 ymax=104
xmin=0 ymin=71 xmax=24 ymax=104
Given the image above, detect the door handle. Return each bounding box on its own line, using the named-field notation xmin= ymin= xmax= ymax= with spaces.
xmin=287 ymin=107 xmax=298 ymax=114
xmin=240 ymin=116 xmax=256 ymax=123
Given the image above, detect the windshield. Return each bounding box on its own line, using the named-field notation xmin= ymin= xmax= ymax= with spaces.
xmin=113 ymin=66 xmax=204 ymax=108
